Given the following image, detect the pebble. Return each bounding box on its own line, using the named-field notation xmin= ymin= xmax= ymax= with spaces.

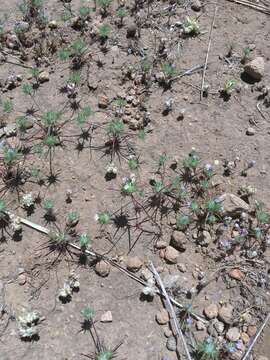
xmin=176 ymin=108 xmax=186 ymax=121
xmin=6 ymin=34 xmax=19 ymax=49
xmin=204 ymin=304 xmax=218 ymax=319
xmin=164 ymin=246 xmax=179 ymax=264
xmin=38 ymin=71 xmax=50 ymax=83
xmin=48 ymin=20 xmax=58 ymax=29
xmin=246 ymin=127 xmax=255 ymax=136
xmin=95 ymin=260 xmax=110 ymax=277
xmin=166 ymin=336 xmax=177 ymax=351
xmin=156 ymin=309 xmax=169 ymax=325
xmin=247 ymin=325 xmax=257 ymax=337
xmin=226 ymin=327 xmax=240 ymax=342
xmin=214 ymin=320 xmax=224 ymax=334
xmin=241 ymin=332 xmax=250 ymax=344
xmin=98 ymin=95 xmax=109 ymax=109
xmin=177 ymin=263 xmax=187 ymax=273
xmin=170 ymin=231 xmax=187 ymax=252
xmin=218 ymin=193 xmax=249 ymax=217
xmin=244 ymin=57 xmax=264 ymax=81
xmin=191 ymin=0 xmax=202 ymax=11
xmin=218 ymin=304 xmax=234 ymax=324
xmin=18 ymin=274 xmax=26 ymax=285
xmin=140 ymin=268 xmax=153 ymax=281
xmin=199 ymin=230 xmax=212 ymax=246
xmin=229 ymin=268 xmax=245 ymax=281
xmin=155 ymin=240 xmax=167 ymax=249
xmin=126 ymin=22 xmax=137 ymax=38
xmin=164 ymin=327 xmax=172 ymax=338
xmin=196 ymin=321 xmax=206 ymax=331
xmin=126 ymin=256 xmax=143 ymax=272
xmin=100 ymin=311 xmax=113 ymax=323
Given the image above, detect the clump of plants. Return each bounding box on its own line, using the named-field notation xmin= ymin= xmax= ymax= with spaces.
xmin=195 ymin=337 xmax=219 ymax=360
xmin=183 ymin=16 xmax=200 ymax=36
xmin=58 ymin=270 xmax=80 ymax=302
xmin=17 ymin=310 xmax=41 ymax=340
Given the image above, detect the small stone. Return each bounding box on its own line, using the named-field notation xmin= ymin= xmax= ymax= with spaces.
xmin=126 ymin=22 xmax=137 ymax=38
xmin=156 ymin=309 xmax=169 ymax=325
xmin=196 ymin=321 xmax=206 ymax=331
xmin=164 ymin=246 xmax=179 ymax=264
xmin=170 ymin=231 xmax=187 ymax=252
xmin=229 ymin=268 xmax=245 ymax=281
xmin=95 ymin=260 xmax=110 ymax=277
xmin=155 ymin=72 xmax=165 ymax=83
xmin=214 ymin=321 xmax=225 ymax=334
xmin=6 ymin=34 xmax=19 ymax=50
xmin=198 ymin=231 xmax=212 ymax=246
xmin=155 ymin=240 xmax=167 ymax=249
xmin=100 ymin=311 xmax=112 ymax=323
xmin=177 ymin=263 xmax=187 ymax=272
xmin=204 ymin=304 xmax=218 ymax=320
xmin=98 ymin=95 xmax=109 ymax=109
xmin=48 ymin=20 xmax=58 ymax=29
xmin=140 ymin=268 xmax=153 ymax=281
xmin=166 ymin=336 xmax=177 ymax=351
xmin=126 ymin=256 xmax=143 ymax=272
xmin=176 ymin=108 xmax=185 ymax=121
xmin=244 ymin=57 xmax=264 ymax=81
xmin=241 ymin=332 xmax=250 ymax=344
xmin=219 ymin=193 xmax=249 ymax=217
xmin=18 ymin=274 xmax=26 ymax=285
xmin=247 ymin=325 xmax=257 ymax=337
xmin=38 ymin=71 xmax=50 ymax=83
xmin=218 ymin=304 xmax=234 ymax=324
xmin=246 ymin=127 xmax=255 ymax=136
xmin=226 ymin=327 xmax=240 ymax=342
xmin=164 ymin=327 xmax=172 ymax=338
xmin=191 ymin=0 xmax=202 ymax=11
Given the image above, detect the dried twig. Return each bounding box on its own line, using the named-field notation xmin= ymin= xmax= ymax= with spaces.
xmin=225 ymin=0 xmax=270 ymax=15
xmin=200 ymin=4 xmax=218 ymax=100
xmin=242 ymin=312 xmax=270 ymax=360
xmin=150 ymin=262 xmax=192 ymax=360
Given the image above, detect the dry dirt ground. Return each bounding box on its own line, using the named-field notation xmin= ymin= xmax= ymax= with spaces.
xmin=0 ymin=0 xmax=270 ymax=359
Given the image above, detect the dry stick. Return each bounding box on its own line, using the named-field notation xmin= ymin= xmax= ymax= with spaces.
xmin=150 ymin=262 xmax=192 ymax=360
xmin=242 ymin=312 xmax=270 ymax=360
xmin=12 ymin=213 xmax=207 ymax=324
xmin=200 ymin=3 xmax=218 ymax=101
xmin=225 ymin=0 xmax=270 ymax=14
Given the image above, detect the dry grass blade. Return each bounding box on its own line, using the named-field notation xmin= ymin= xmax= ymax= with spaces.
xmin=200 ymin=4 xmax=218 ymax=100
xmin=242 ymin=312 xmax=270 ymax=360
xmin=150 ymin=262 xmax=193 ymax=360
xmin=225 ymin=0 xmax=270 ymax=14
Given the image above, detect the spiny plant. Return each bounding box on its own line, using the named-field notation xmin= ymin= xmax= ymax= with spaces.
xmin=116 ymin=7 xmax=127 ymax=26
xmin=17 ymin=310 xmax=40 ymax=340
xmin=96 ymin=0 xmax=112 ymax=16
xmin=66 ymin=211 xmax=79 ymax=227
xmin=58 ymin=39 xmax=88 ymax=68
xmin=195 ymin=337 xmax=219 ymax=360
xmin=79 ymin=233 xmax=91 ymax=251
xmin=221 ymin=79 xmax=236 ymax=98
xmin=18 ymin=0 xmax=47 ymax=27
xmin=95 ymin=211 xmax=111 ymax=225
xmin=183 ymin=16 xmax=200 ymax=36
xmin=161 ymin=63 xmax=177 ymax=87
xmin=99 ymin=24 xmax=111 ymax=42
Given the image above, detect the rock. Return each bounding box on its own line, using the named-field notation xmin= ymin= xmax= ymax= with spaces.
xmin=241 ymin=332 xmax=250 ymax=344
xmin=126 ymin=256 xmax=143 ymax=272
xmin=246 ymin=127 xmax=255 ymax=136
xmin=98 ymin=95 xmax=109 ymax=108
xmin=244 ymin=57 xmax=264 ymax=81
xmin=247 ymin=325 xmax=257 ymax=337
xmin=48 ymin=20 xmax=58 ymax=29
xmin=218 ymin=304 xmax=234 ymax=324
xmin=155 ymin=72 xmax=165 ymax=83
xmin=164 ymin=327 xmax=172 ymax=337
xmin=140 ymin=268 xmax=153 ymax=281
xmin=156 ymin=309 xmax=169 ymax=325
xmin=191 ymin=0 xmax=202 ymax=11
xmin=226 ymin=327 xmax=240 ymax=342
xmin=18 ymin=274 xmax=26 ymax=285
xmin=214 ymin=320 xmax=225 ymax=334
xmin=170 ymin=231 xmax=187 ymax=252
xmin=196 ymin=321 xmax=206 ymax=331
xmin=38 ymin=71 xmax=50 ymax=83
xmin=198 ymin=230 xmax=211 ymax=246
xmin=155 ymin=240 xmax=167 ymax=249
xmin=219 ymin=193 xmax=249 ymax=217
xmin=176 ymin=108 xmax=185 ymax=121
xmin=164 ymin=246 xmax=179 ymax=264
xmin=229 ymin=268 xmax=245 ymax=281
xmin=177 ymin=263 xmax=187 ymax=273
xmin=100 ymin=311 xmax=113 ymax=323
xmin=6 ymin=34 xmax=19 ymax=49
xmin=126 ymin=22 xmax=137 ymax=38
xmin=95 ymin=260 xmax=110 ymax=277
xmin=204 ymin=304 xmax=218 ymax=320
xmin=166 ymin=336 xmax=177 ymax=351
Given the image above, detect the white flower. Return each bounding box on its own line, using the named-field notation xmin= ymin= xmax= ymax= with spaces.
xmin=22 ymin=193 xmax=34 ymax=208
